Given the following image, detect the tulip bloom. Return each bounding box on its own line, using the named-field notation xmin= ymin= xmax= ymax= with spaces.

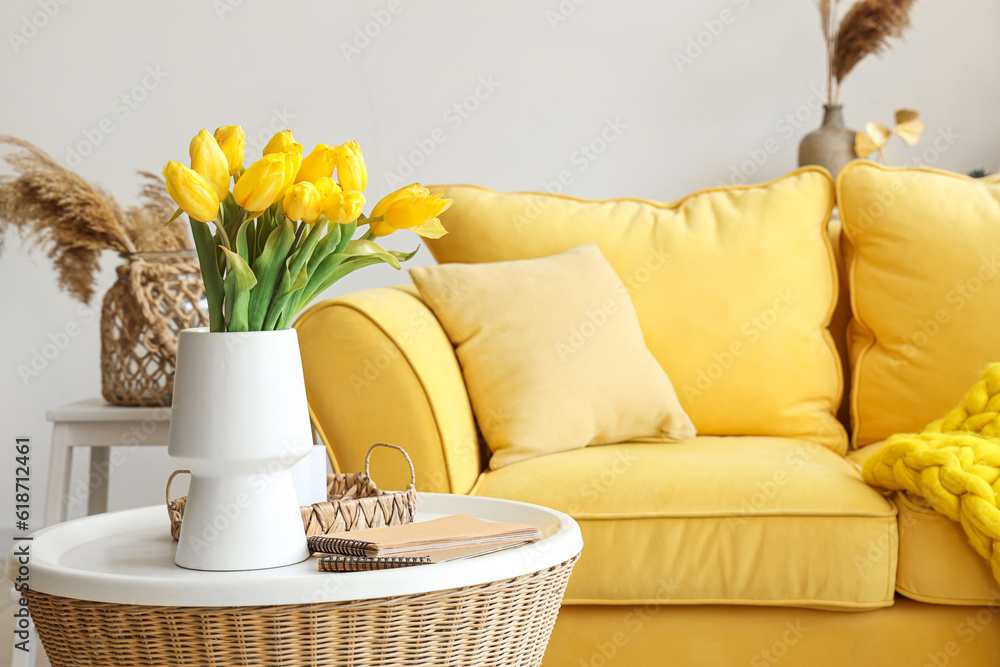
xmin=370 ymin=190 xmax=451 ymax=239
xmin=279 ymin=150 xmax=301 ymax=196
xmin=370 ymin=183 xmax=429 ymax=219
xmin=189 ymin=129 xmax=230 ymax=200
xmin=233 ymin=153 xmax=291 ymax=212
xmin=282 ymin=182 xmax=322 ymax=224
xmin=295 ymin=143 xmax=338 ymax=184
xmin=261 ymin=130 xmax=302 ymax=190
xmin=370 ymin=183 xmax=452 ymax=239
xmin=213 ymin=125 xmax=246 ymax=175
xmin=263 ymin=130 xmax=302 ymax=157
xmin=313 ymin=176 xmax=342 ymax=199
xmin=162 ymin=161 xmax=220 ymax=222
xmin=335 ymin=141 xmax=367 ymax=192
xmin=322 ymin=190 xmax=366 ymax=224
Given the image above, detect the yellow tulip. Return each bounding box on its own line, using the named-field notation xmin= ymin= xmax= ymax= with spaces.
xmin=295 ymin=143 xmax=338 ymax=183
xmin=263 ymin=130 xmax=302 ymax=157
xmin=213 ymin=125 xmax=246 ymax=175
xmin=322 ymin=190 xmax=366 ymax=224
xmin=280 ymin=149 xmax=302 ymax=195
xmin=282 ymin=182 xmax=322 ymax=224
xmin=233 ymin=153 xmax=290 ymax=212
xmin=335 ymin=141 xmax=367 ymax=192
xmin=370 ymin=183 xmax=429 ymax=219
xmin=370 ymin=193 xmax=451 ymax=239
xmin=313 ymin=176 xmax=342 ymax=199
xmin=188 ymin=129 xmax=230 ymax=200
xmin=161 ymin=160 xmax=220 ymax=223
xmin=259 ymin=130 xmax=303 ymax=194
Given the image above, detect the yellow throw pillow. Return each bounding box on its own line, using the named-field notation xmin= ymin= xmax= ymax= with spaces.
xmin=410 ymin=244 xmax=696 ymax=470
xmin=428 ymin=168 xmax=846 ymax=453
xmin=838 ymin=161 xmax=1000 ymax=447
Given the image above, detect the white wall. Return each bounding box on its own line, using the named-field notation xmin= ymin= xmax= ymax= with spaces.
xmin=2 ymin=0 xmax=999 ymax=524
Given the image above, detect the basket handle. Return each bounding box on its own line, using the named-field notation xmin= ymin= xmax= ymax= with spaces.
xmin=166 ymin=469 xmax=191 ymax=505
xmin=364 ymin=444 xmax=416 ymax=487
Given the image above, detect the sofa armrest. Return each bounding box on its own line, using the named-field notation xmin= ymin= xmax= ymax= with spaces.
xmin=294 ymin=285 xmax=481 ymax=494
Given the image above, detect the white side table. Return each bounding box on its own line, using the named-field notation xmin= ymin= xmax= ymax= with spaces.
xmin=10 ymin=493 xmax=583 ymax=667
xmin=45 ymin=398 xmax=170 ymax=526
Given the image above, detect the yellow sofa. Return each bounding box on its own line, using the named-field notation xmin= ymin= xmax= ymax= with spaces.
xmin=294 ymin=165 xmax=1000 ymax=666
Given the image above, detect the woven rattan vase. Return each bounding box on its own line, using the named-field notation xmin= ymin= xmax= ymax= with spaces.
xmin=100 ymin=250 xmax=207 ymax=406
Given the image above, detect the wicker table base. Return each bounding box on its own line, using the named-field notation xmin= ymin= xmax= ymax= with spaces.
xmin=26 ymin=555 xmax=577 ymax=667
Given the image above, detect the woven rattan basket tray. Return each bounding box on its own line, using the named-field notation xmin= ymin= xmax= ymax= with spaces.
xmin=26 ymin=554 xmax=578 ymax=667
xmin=167 ymin=443 xmax=418 ymax=539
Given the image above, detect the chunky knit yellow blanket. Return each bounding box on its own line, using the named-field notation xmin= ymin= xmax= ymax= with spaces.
xmin=862 ymin=363 xmax=1000 ymax=584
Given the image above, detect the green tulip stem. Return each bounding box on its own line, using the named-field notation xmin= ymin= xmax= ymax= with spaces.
xmin=189 ymin=219 xmax=226 ymax=332
xmin=214 ymin=216 xmax=233 ymax=251
xmin=361 ymin=227 xmax=376 ymax=241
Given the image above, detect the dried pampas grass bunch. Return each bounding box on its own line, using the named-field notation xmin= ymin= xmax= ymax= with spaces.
xmin=0 ymin=136 xmax=190 ymax=303
xmin=818 ymin=0 xmax=917 ymax=104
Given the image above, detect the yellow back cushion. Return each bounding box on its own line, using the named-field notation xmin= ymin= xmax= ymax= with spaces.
xmin=429 ymin=167 xmax=846 ymax=453
xmin=838 ymin=162 xmax=1000 ymax=447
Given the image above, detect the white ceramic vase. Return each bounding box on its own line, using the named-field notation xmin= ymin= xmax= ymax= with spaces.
xmin=291 ymin=444 xmax=330 ymax=506
xmin=168 ymin=327 xmax=312 ymax=571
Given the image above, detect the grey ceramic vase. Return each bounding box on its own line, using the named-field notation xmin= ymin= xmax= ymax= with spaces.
xmin=798 ymin=105 xmax=857 ymax=178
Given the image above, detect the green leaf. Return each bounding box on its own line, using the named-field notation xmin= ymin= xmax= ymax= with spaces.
xmin=235 ymin=217 xmax=252 ymax=266
xmin=221 ymin=247 xmax=258 ymax=332
xmin=284 ymin=242 xmax=420 ymax=324
xmin=302 ymin=223 xmax=340 ymax=282
xmin=167 ymin=207 xmax=184 ymax=224
xmin=388 ymin=246 xmax=420 ymax=263
xmin=247 ymin=219 xmax=296 ymax=331
xmin=285 ymin=251 xmax=348 ymax=319
xmin=281 ymin=221 xmax=326 ymax=294
xmin=263 ymin=291 xmax=294 ymax=330
xmin=222 ymin=191 xmax=238 ymax=218
xmin=268 ymin=200 xmax=283 ymax=223
xmin=222 ymin=207 xmax=242 ymax=251
xmin=255 ymin=215 xmax=276 ymax=257
xmin=333 ymin=221 xmax=357 ymax=255
xmin=189 ymin=220 xmax=225 ymax=332
xmin=294 ymin=255 xmax=390 ymax=313
xmin=344 ymin=239 xmax=401 ymax=269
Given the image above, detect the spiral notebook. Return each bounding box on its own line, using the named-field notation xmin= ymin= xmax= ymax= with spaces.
xmin=309 ymin=514 xmax=542 ymax=559
xmin=316 ymin=541 xmax=532 ymax=572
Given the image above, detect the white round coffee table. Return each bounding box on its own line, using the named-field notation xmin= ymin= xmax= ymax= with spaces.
xmin=9 ymin=492 xmax=582 ymax=667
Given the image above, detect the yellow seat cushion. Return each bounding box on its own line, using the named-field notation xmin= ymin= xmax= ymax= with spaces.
xmin=410 ymin=244 xmax=695 ymax=470
xmin=544 ymin=599 xmax=1000 ymax=667
xmin=837 ymin=162 xmax=1000 ymax=446
xmin=894 ymin=491 xmax=997 ymax=605
xmin=848 ymin=442 xmax=998 ymax=605
xmin=474 ymin=436 xmax=897 ymax=609
xmin=429 ymin=168 xmax=847 ymax=453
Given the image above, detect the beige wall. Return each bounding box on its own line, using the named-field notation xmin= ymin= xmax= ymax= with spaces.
xmin=1 ymin=0 xmax=998 ymax=522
